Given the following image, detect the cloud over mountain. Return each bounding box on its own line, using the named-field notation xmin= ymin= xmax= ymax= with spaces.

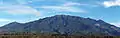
xmin=103 ymin=0 xmax=120 ymax=7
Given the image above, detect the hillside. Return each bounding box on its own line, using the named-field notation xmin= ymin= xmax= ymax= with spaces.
xmin=0 ymin=15 xmax=120 ymax=36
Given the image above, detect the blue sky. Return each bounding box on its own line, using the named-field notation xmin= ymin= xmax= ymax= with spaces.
xmin=0 ymin=0 xmax=120 ymax=27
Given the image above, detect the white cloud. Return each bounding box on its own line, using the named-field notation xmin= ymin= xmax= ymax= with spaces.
xmin=103 ymin=0 xmax=120 ymax=8
xmin=16 ymin=0 xmax=45 ymax=5
xmin=63 ymin=2 xmax=81 ymax=6
xmin=40 ymin=6 xmax=87 ymax=13
xmin=33 ymin=1 xmax=87 ymax=13
xmin=0 ymin=5 xmax=40 ymax=16
xmin=62 ymin=2 xmax=98 ymax=7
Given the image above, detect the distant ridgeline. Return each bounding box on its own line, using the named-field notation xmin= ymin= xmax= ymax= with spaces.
xmin=0 ymin=15 xmax=120 ymax=36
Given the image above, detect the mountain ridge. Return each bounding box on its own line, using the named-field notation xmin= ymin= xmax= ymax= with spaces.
xmin=0 ymin=15 xmax=120 ymax=36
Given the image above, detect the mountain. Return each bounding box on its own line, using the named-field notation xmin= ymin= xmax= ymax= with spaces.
xmin=0 ymin=15 xmax=120 ymax=36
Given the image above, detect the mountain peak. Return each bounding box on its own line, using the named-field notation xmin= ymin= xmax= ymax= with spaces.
xmin=2 ymin=21 xmax=23 ymax=28
xmin=53 ymin=15 xmax=70 ymax=17
xmin=11 ymin=22 xmax=19 ymax=24
xmin=53 ymin=15 xmax=82 ymax=19
xmin=7 ymin=22 xmax=21 ymax=25
xmin=1 ymin=15 xmax=120 ymax=36
xmin=97 ymin=19 xmax=106 ymax=23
